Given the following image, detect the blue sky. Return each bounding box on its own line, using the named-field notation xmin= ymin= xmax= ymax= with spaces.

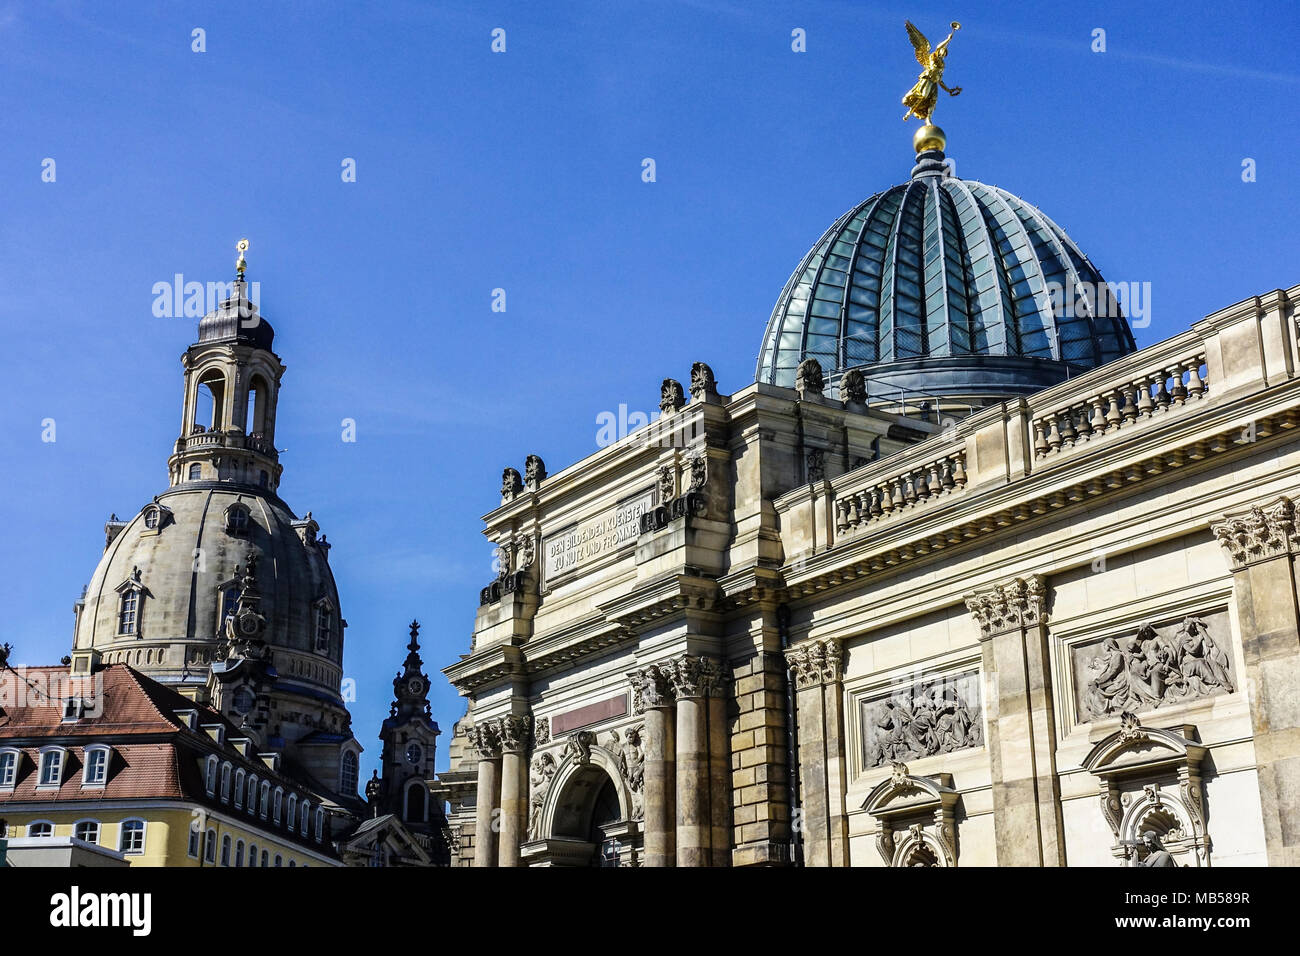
xmin=2 ymin=0 xmax=1297 ymax=781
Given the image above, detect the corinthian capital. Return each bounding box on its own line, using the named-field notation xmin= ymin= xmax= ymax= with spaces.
xmin=785 ymin=638 xmax=842 ymax=689
xmin=629 ymin=663 xmax=676 ymax=713
xmin=499 ymin=714 xmax=533 ymax=753
xmin=468 ymin=720 xmax=503 ymax=759
xmin=964 ymin=575 xmax=1046 ymax=637
xmin=667 ymin=654 xmax=725 ymax=699
xmin=1212 ymin=496 xmax=1298 ymax=570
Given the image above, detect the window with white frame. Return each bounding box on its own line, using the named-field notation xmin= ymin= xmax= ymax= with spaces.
xmin=220 ymin=762 xmax=232 ymax=802
xmin=0 ymin=749 xmax=19 ymax=789
xmin=119 ymin=819 xmax=146 ymax=854
xmin=220 ymin=834 xmax=231 ymax=866
xmin=260 ymin=781 xmax=270 ymax=818
xmin=235 ymin=768 xmax=245 ymax=808
xmin=234 ymin=839 xmax=244 ymax=867
xmin=83 ymin=746 xmax=110 ymax=787
xmin=314 ymin=807 xmax=324 ymax=842
xmin=260 ymin=849 xmax=268 ymax=867
xmin=62 ymin=697 xmax=86 ymax=721
xmin=273 ymin=787 xmax=283 ymax=824
xmin=287 ymin=794 xmax=298 ymax=832
xmin=205 ymin=755 xmax=218 ymax=795
xmin=74 ymin=820 xmax=100 ymax=844
xmin=38 ymin=748 xmax=66 ymax=788
xmin=204 ymin=828 xmax=217 ymax=863
xmin=247 ymin=775 xmax=258 ymax=813
xmin=188 ymin=823 xmax=201 ymax=858
xmin=29 ymin=820 xmax=54 ymax=838
xmin=301 ymin=801 xmax=310 ymax=837
xmin=248 ymin=843 xmax=257 ymax=866
xmin=274 ymin=854 xmax=282 ymax=867
xmin=118 ymin=589 xmax=140 ymax=635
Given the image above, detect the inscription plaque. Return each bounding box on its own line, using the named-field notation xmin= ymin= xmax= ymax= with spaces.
xmin=543 ymin=489 xmax=653 ymax=583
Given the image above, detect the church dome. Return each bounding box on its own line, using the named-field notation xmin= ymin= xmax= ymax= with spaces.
xmin=755 ymin=151 xmax=1138 ymax=403
xmin=74 ymin=486 xmax=343 ymax=699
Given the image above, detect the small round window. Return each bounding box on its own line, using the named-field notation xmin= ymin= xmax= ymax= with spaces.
xmin=143 ymin=509 xmax=159 ymax=530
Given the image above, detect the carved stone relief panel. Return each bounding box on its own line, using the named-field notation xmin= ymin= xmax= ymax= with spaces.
xmin=1071 ymin=611 xmax=1234 ymax=723
xmin=859 ymin=668 xmax=983 ymax=769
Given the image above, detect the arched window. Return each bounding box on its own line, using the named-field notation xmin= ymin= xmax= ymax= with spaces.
xmin=273 ymin=787 xmax=283 ymax=825
xmin=38 ymin=748 xmax=66 ymax=788
xmin=220 ymin=834 xmax=231 ymax=866
xmin=196 ymin=369 xmax=226 ymax=431
xmin=143 ymin=507 xmax=159 ymax=529
xmin=204 ymin=828 xmax=217 ymax=863
xmin=234 ymin=839 xmax=244 ymax=867
xmin=234 ymin=769 xmax=246 ymax=808
xmin=287 ymin=794 xmax=298 ymax=833
xmin=187 ymin=823 xmax=201 ymax=858
xmin=340 ymin=750 xmax=359 ymax=794
xmin=245 ymin=375 xmax=270 ymax=436
xmin=225 ymin=503 xmax=250 ymax=536
xmin=220 ymin=763 xmax=232 ymax=802
xmin=314 ymin=603 xmax=333 ymax=654
xmin=274 ymin=854 xmax=282 ymax=868
xmin=28 ymin=821 xmax=54 ymax=838
xmin=120 ymin=819 xmax=146 ymax=854
xmin=260 ymin=781 xmax=271 ymax=818
xmin=0 ymin=749 xmax=18 ymax=789
xmin=248 ymin=843 xmax=257 ymax=866
xmin=405 ymin=780 xmax=428 ymax=823
xmin=188 ymin=463 xmax=202 ymax=481
xmin=247 ymin=774 xmax=258 ymax=813
xmin=288 ymin=859 xmax=296 ymax=867
xmin=83 ymin=746 xmax=110 ymax=787
xmin=314 ymin=807 xmax=324 ymax=842
xmin=74 ymin=820 xmax=100 ymax=845
xmin=260 ymin=849 xmax=269 ymax=867
xmin=205 ymin=755 xmax=219 ymax=795
xmin=301 ymin=801 xmax=311 ymax=837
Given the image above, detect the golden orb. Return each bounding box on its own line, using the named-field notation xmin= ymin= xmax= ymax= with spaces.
xmin=913 ymin=124 xmax=946 ymax=154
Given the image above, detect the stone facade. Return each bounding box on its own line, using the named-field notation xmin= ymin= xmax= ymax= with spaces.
xmin=443 ymin=283 xmax=1300 ymax=867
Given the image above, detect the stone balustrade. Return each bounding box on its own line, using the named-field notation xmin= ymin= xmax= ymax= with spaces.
xmin=834 ymin=447 xmax=968 ymax=533
xmin=1029 ymin=343 xmax=1210 ymax=461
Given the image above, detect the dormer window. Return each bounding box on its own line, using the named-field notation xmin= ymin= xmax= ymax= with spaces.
xmin=314 ymin=600 xmax=334 ymax=654
xmin=62 ymin=697 xmax=87 ymax=721
xmin=314 ymin=807 xmax=325 ymax=842
xmin=235 ymin=768 xmax=246 ymax=808
xmin=220 ymin=762 xmax=233 ymax=802
xmin=287 ymin=793 xmax=298 ymax=833
xmin=302 ymin=801 xmax=311 ymax=837
xmin=83 ymin=745 xmax=110 ymax=787
xmin=225 ymin=503 xmax=251 ymax=537
xmin=273 ymin=786 xmax=284 ymax=825
xmin=140 ymin=504 xmax=171 ymax=534
xmin=115 ymin=568 xmax=148 ymax=637
xmin=205 ymin=755 xmax=219 ymax=795
xmin=0 ymin=749 xmax=19 ymax=789
xmin=37 ymin=748 xmax=67 ymax=788
xmin=143 ymin=508 xmax=159 ymax=530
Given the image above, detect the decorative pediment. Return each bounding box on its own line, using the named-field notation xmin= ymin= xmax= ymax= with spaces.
xmin=1082 ymin=714 xmax=1206 ymax=779
xmin=864 ymin=764 xmax=959 ymax=819
xmin=114 ymin=566 xmax=150 ymax=596
xmin=863 ymin=763 xmax=961 ymax=867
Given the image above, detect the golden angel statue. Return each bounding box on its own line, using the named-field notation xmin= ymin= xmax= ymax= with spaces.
xmin=901 ymin=20 xmax=962 ymax=124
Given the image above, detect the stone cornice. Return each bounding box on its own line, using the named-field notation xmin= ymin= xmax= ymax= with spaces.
xmin=785 ymin=637 xmax=842 ymax=688
xmin=441 ymin=644 xmax=525 ymax=694
xmin=964 ymin=575 xmax=1046 ymax=638
xmin=1212 ymin=495 xmax=1299 ymax=570
xmin=599 ymin=574 xmax=722 ymax=629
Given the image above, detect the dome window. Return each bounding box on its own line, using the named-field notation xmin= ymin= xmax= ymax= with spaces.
xmin=114 ymin=567 xmax=149 ymax=637
xmin=139 ymin=503 xmax=172 ymax=536
xmin=143 ymin=508 xmax=159 ymax=529
xmin=225 ymin=502 xmax=251 ymax=537
xmin=259 ymin=470 xmax=269 ymax=487
xmin=189 ymin=463 xmax=202 ymax=481
xmin=314 ymin=599 xmax=335 ymax=654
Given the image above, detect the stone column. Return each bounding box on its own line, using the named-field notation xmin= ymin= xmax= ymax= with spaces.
xmin=1214 ymin=497 xmax=1300 ymax=865
xmin=670 ymin=654 xmax=722 ymax=867
xmin=469 ymin=721 xmax=503 ymax=867
xmin=497 ymin=715 xmax=532 ymax=868
xmin=965 ymin=575 xmax=1065 ymax=866
xmin=708 ymin=684 xmax=731 ymax=867
xmin=786 ymin=639 xmax=848 ymax=867
xmin=632 ymin=664 xmax=676 ymax=867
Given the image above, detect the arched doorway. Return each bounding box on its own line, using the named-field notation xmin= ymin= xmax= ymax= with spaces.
xmin=524 ymin=748 xmax=640 ymax=867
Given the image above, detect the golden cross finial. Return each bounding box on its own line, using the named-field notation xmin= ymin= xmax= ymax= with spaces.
xmin=235 ymin=238 xmax=250 ymax=279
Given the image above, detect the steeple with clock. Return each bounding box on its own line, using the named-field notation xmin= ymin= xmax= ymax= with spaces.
xmin=373 ymin=621 xmax=445 ymax=842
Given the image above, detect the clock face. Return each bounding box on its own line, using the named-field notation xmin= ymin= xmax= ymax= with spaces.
xmin=405 ymin=744 xmax=422 ymax=765
xmin=406 ymin=677 xmax=424 ymax=696
xmin=232 ymin=688 xmax=256 ymax=715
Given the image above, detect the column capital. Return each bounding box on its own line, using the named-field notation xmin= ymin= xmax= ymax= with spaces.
xmin=630 ymin=662 xmax=676 ymax=713
xmin=785 ymin=637 xmax=842 ymax=689
xmin=667 ymin=653 xmax=726 ymax=699
xmin=1213 ymin=495 xmax=1298 ymax=570
xmin=468 ymin=719 xmax=503 ymax=759
xmin=964 ymin=574 xmax=1046 ymax=639
xmin=499 ymin=714 xmax=533 ymax=753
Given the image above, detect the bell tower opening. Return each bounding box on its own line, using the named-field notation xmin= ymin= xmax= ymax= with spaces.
xmin=194 ymin=369 xmax=226 ymax=433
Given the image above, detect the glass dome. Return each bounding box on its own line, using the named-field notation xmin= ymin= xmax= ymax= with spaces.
xmin=755 ymin=152 xmax=1137 ymax=404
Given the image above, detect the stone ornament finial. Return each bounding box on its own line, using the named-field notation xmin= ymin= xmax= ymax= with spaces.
xmin=660 ymin=379 xmax=685 ymax=415
xmin=524 ymin=455 xmax=547 ymax=488
xmin=795 ymin=357 xmax=825 ymax=397
xmin=690 ymin=362 xmax=718 ymax=402
xmin=667 ymin=654 xmax=725 ymax=699
xmin=841 ymin=367 xmax=867 ymax=405
xmin=1212 ymin=496 xmax=1297 ymax=570
xmin=501 ymin=467 xmax=523 ymax=502
xmin=785 ymin=638 xmax=843 ymax=689
xmin=964 ymin=575 xmax=1046 ymax=637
